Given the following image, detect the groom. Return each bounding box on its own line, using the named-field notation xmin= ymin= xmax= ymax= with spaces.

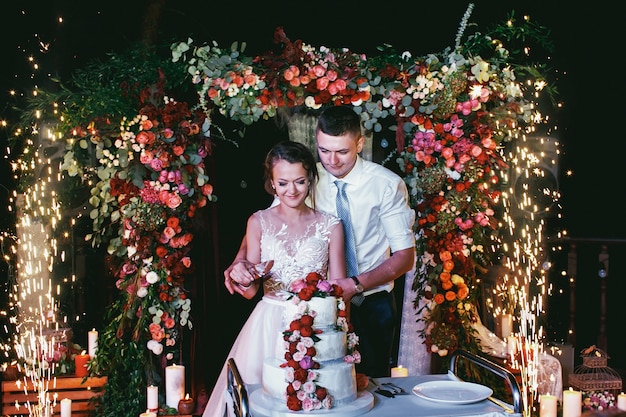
xmin=226 ymin=105 xmax=416 ymax=377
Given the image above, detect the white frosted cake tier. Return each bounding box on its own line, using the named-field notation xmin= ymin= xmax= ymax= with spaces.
xmin=284 ymin=296 xmax=338 ymax=328
xmin=262 ymin=357 xmax=357 ymax=405
xmin=277 ymin=329 xmax=347 ymax=362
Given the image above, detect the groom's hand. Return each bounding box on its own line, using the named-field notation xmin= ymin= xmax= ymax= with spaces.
xmin=329 ymin=277 xmax=358 ymax=303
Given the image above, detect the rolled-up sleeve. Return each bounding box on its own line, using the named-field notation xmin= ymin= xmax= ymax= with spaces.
xmin=380 ymin=179 xmax=416 ymax=252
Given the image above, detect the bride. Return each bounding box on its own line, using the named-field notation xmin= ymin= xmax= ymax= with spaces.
xmin=204 ymin=141 xmax=346 ymax=417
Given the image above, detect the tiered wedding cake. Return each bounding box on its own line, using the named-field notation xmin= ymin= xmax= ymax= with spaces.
xmin=249 ymin=273 xmax=374 ymax=415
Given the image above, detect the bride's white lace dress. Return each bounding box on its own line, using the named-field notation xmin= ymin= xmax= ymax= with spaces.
xmin=203 ymin=208 xmax=340 ymax=417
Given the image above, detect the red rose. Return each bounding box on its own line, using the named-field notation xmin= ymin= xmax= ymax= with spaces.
xmin=289 ymin=320 xmax=302 ymax=331
xmin=298 ymin=287 xmax=314 ymax=301
xmin=305 ymin=272 xmax=321 ymax=285
xmin=155 ymin=246 xmax=168 ymax=258
xmin=286 ymin=395 xmax=302 ymax=411
xmin=300 ymin=325 xmax=313 ymax=337
xmin=300 ymin=315 xmax=313 ymax=327
xmin=315 ymin=387 xmax=328 ymax=400
xmin=294 ymin=368 xmax=308 ymax=382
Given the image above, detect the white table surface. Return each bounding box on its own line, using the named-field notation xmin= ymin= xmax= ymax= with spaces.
xmin=364 ymin=374 xmax=519 ymax=417
xmin=244 ymin=373 xmax=519 ymax=417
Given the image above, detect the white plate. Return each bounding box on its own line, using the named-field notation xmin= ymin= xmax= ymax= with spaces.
xmin=412 ymin=380 xmax=493 ymax=404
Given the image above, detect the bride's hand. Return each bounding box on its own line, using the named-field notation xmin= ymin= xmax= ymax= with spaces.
xmin=224 ymin=260 xmax=274 ymax=295
xmin=224 ymin=260 xmax=256 ymax=295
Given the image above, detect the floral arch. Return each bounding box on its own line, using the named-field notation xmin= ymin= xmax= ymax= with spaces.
xmin=5 ymin=3 xmax=558 ymax=417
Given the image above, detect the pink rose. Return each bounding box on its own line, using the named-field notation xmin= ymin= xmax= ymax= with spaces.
xmin=311 ymin=65 xmax=326 ymax=78
xmin=244 ymin=73 xmax=257 ymax=86
xmin=316 ymin=77 xmax=329 ymax=91
xmin=289 ymin=279 xmax=307 ymax=293
xmin=165 ymin=193 xmax=182 ymax=209
xmin=163 ymin=226 xmax=176 ymax=239
xmin=316 ymin=280 xmax=332 ymax=293
xmin=470 ymin=145 xmax=483 ymax=157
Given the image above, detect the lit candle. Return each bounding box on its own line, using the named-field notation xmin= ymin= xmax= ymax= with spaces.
xmin=562 ymin=388 xmax=582 ymax=417
xmin=177 ymin=393 xmax=195 ymax=415
xmin=165 ymin=364 xmax=185 ymax=408
xmin=507 ymin=335 xmax=517 ymax=357
xmin=618 ymin=393 xmax=626 ymax=410
xmin=88 ymin=328 xmax=98 ymax=358
xmin=60 ymin=398 xmax=72 ymax=417
xmin=139 ymin=412 xmax=157 ymax=417
xmin=147 ymin=385 xmax=159 ymax=411
xmin=75 ymin=351 xmax=90 ymax=377
xmin=501 ymin=313 xmax=513 ymax=338
xmin=539 ymin=394 xmax=557 ymax=417
xmin=390 ymin=365 xmax=408 ymax=377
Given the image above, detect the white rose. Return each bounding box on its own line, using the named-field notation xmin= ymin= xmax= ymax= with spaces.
xmin=137 ymin=287 xmax=148 ymax=298
xmin=146 ymin=271 xmax=159 ymax=284
xmin=147 ymin=340 xmax=163 ymax=355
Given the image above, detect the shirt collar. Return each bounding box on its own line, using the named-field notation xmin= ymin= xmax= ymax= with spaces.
xmin=329 ymin=156 xmax=363 ymax=186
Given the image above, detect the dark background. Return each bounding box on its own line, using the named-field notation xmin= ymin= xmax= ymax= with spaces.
xmin=1 ymin=0 xmax=624 ymax=389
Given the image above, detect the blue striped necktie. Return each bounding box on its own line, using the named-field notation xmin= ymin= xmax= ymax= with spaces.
xmin=334 ymin=180 xmax=364 ymax=306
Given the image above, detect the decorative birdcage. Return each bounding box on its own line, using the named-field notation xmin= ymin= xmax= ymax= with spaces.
xmin=568 ymin=346 xmax=622 ymax=394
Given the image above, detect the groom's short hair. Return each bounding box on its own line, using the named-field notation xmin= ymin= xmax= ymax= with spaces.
xmin=316 ymin=106 xmax=361 ymax=138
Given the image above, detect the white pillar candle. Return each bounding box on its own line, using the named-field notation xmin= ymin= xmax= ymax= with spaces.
xmin=60 ymin=398 xmax=72 ymax=417
xmin=562 ymin=388 xmax=582 ymax=417
xmin=501 ymin=313 xmax=513 ymax=338
xmin=391 ymin=365 xmax=408 ymax=377
xmin=165 ymin=364 xmax=185 ymax=408
xmin=539 ymin=394 xmax=557 ymax=417
xmin=507 ymin=335 xmax=518 ymax=357
xmin=139 ymin=412 xmax=157 ymax=417
xmin=618 ymin=393 xmax=626 ymax=410
xmin=88 ymin=329 xmax=98 ymax=358
xmin=147 ymin=385 xmax=159 ymax=411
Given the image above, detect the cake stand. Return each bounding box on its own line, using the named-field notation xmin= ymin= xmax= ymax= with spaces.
xmin=249 ymin=388 xmax=374 ymax=417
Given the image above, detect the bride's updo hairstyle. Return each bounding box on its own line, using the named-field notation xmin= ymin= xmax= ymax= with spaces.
xmin=263 ymin=141 xmax=318 ymax=207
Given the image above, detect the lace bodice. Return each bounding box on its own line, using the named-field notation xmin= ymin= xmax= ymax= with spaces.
xmin=257 ymin=209 xmax=340 ymax=299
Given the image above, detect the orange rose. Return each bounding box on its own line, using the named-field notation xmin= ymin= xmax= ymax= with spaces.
xmin=136 ymin=130 xmax=156 ymax=145
xmin=442 ymin=280 xmax=453 ymax=290
xmin=443 ymin=260 xmax=455 ymax=272
xmin=439 ymin=250 xmax=452 ymax=262
xmin=445 ymin=291 xmax=456 ymax=301
xmin=434 ymin=293 xmax=445 ymax=305
xmin=457 ymin=285 xmax=469 ymax=300
xmin=439 ymin=271 xmax=451 ymax=282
